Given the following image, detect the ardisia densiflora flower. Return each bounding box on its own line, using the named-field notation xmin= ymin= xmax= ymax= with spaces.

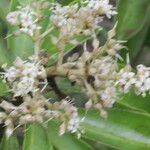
xmin=7 ymin=6 xmax=41 ymax=36
xmin=1 ymin=0 xmax=150 ymax=139
xmin=2 ymin=56 xmax=47 ymax=97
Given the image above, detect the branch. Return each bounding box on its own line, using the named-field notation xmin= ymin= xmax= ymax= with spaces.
xmin=46 ymin=66 xmax=85 ymax=78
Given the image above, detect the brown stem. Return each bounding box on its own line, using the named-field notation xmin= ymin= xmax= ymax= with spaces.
xmin=46 ymin=66 xmax=85 ymax=78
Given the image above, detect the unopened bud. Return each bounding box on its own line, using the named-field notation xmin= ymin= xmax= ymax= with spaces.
xmin=85 ymin=99 xmax=93 ymax=109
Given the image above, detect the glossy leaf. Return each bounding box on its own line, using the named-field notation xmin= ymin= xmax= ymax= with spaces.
xmin=116 ymin=0 xmax=150 ymax=40
xmin=0 ymin=135 xmax=19 ymax=150
xmin=80 ymin=109 xmax=150 ymax=150
xmin=145 ymin=27 xmax=150 ymax=45
xmin=7 ymin=33 xmax=34 ymax=60
xmin=23 ymin=123 xmax=53 ymax=150
xmin=0 ymin=81 xmax=9 ymax=97
xmin=0 ymin=39 xmax=10 ymax=65
xmin=127 ymin=24 xmax=149 ymax=60
xmin=118 ymin=92 xmax=150 ymax=114
xmin=48 ymin=121 xmax=92 ymax=150
xmin=0 ymin=39 xmax=10 ymax=97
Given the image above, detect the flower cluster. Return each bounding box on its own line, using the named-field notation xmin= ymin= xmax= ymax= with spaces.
xmin=65 ymin=54 xmax=119 ymax=117
xmin=0 ymin=94 xmax=51 ymax=138
xmin=51 ymin=0 xmax=117 ymax=37
xmin=54 ymin=98 xmax=82 ymax=137
xmin=6 ymin=6 xmax=40 ymax=36
xmin=3 ymin=56 xmax=47 ymax=97
xmin=85 ymin=0 xmax=117 ymax=18
xmin=59 ymin=26 xmax=124 ymax=117
xmin=2 ymin=0 xmax=150 ymax=140
xmin=118 ymin=64 xmax=150 ymax=97
xmin=0 ymin=94 xmax=81 ymax=138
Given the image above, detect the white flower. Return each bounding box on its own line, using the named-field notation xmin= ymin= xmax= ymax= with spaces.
xmin=86 ymin=0 xmax=117 ymax=18
xmin=4 ymin=56 xmax=47 ymax=97
xmin=5 ymin=67 xmax=20 ymax=83
xmin=67 ymin=116 xmax=80 ymax=133
xmin=6 ymin=6 xmax=40 ymax=36
xmin=20 ymin=24 xmax=37 ymax=36
xmin=135 ymin=64 xmax=150 ymax=95
xmin=90 ymin=56 xmax=117 ymax=78
xmin=19 ymin=7 xmax=38 ymax=36
xmin=117 ymin=68 xmax=136 ymax=93
xmin=100 ymin=87 xmax=117 ymax=107
xmin=12 ymin=77 xmax=37 ymax=97
xmin=6 ymin=11 xmax=19 ymax=25
xmin=22 ymin=62 xmax=39 ymax=77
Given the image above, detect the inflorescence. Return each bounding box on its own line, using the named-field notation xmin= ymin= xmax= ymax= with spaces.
xmin=0 ymin=0 xmax=150 ymax=138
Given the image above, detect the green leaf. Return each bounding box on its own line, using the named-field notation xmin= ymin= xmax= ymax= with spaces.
xmin=23 ymin=123 xmax=53 ymax=150
xmin=127 ymin=24 xmax=149 ymax=60
xmin=0 ymin=39 xmax=10 ymax=65
xmin=56 ymin=0 xmax=74 ymax=5
xmin=119 ymin=23 xmax=150 ymax=60
xmin=0 ymin=135 xmax=19 ymax=150
xmin=116 ymin=0 xmax=150 ymax=40
xmin=145 ymin=27 xmax=150 ymax=45
xmin=118 ymin=92 xmax=150 ymax=115
xmin=18 ymin=0 xmax=33 ymax=5
xmin=0 ymin=0 xmax=10 ymax=21
xmin=10 ymin=0 xmax=19 ymax=11
xmin=7 ymin=33 xmax=34 ymax=60
xmin=0 ymin=81 xmax=9 ymax=97
xmin=48 ymin=121 xmax=92 ymax=150
xmin=80 ymin=109 xmax=150 ymax=150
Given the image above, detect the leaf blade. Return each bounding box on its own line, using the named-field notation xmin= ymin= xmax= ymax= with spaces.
xmin=80 ymin=109 xmax=150 ymax=150
xmin=23 ymin=123 xmax=53 ymax=150
xmin=48 ymin=121 xmax=92 ymax=150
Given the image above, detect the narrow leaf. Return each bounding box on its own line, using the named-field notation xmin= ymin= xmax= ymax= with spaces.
xmin=80 ymin=109 xmax=150 ymax=150
xmin=48 ymin=121 xmax=92 ymax=150
xmin=116 ymin=0 xmax=150 ymax=39
xmin=0 ymin=135 xmax=19 ymax=150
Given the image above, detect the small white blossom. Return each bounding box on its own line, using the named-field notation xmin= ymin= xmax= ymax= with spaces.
xmin=117 ymin=68 xmax=136 ymax=93
xmin=86 ymin=0 xmax=117 ymax=18
xmin=135 ymin=65 xmax=150 ymax=96
xmin=51 ymin=0 xmax=117 ymax=37
xmin=19 ymin=6 xmax=39 ymax=36
xmin=6 ymin=11 xmax=19 ymax=25
xmin=56 ymin=98 xmax=81 ymax=135
xmin=3 ymin=56 xmax=47 ymax=97
xmin=12 ymin=77 xmax=36 ymax=97
xmin=6 ymin=6 xmax=40 ymax=36
xmin=4 ymin=67 xmax=20 ymax=83
xmin=117 ymin=64 xmax=150 ymax=96
xmin=67 ymin=116 xmax=80 ymax=133
xmin=101 ymin=87 xmax=117 ymax=107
